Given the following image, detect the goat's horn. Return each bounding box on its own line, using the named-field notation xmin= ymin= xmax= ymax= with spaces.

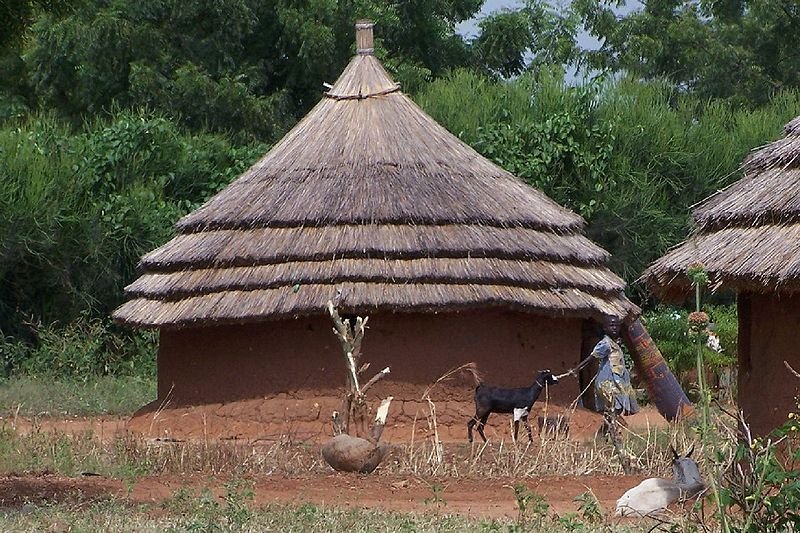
xmin=670 ymin=445 xmax=679 ymax=460
xmin=686 ymin=444 xmax=695 ymax=458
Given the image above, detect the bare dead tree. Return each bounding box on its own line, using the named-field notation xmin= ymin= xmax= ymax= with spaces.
xmin=327 ymin=300 xmax=391 ymax=443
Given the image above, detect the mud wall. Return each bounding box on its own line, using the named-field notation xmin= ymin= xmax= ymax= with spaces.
xmin=738 ymin=293 xmax=800 ymax=436
xmin=157 ymin=309 xmax=583 ymax=407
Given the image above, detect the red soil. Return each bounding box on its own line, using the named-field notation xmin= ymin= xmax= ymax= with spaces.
xmin=1 ymin=399 xmax=674 ymax=523
xmin=0 ymin=470 xmax=658 ymax=521
xmin=123 ymin=395 xmax=668 ymax=443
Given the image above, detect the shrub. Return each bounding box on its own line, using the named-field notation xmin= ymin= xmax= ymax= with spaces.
xmin=717 ymin=404 xmax=800 ymax=532
xmin=642 ymin=304 xmax=737 ymax=374
xmin=0 ymin=110 xmax=264 ymax=342
xmin=1 ymin=314 xmax=156 ymax=380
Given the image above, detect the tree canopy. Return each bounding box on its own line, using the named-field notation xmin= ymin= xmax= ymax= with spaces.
xmin=2 ymin=0 xmax=520 ymax=139
xmin=2 ymin=0 xmax=800 ymax=369
xmin=573 ymin=0 xmax=800 ymax=106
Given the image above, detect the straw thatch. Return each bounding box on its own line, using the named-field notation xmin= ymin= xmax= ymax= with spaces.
xmin=640 ymin=116 xmax=800 ymax=301
xmin=113 ymin=23 xmax=637 ymax=328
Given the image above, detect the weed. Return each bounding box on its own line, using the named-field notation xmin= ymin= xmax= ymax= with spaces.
xmin=423 ymin=481 xmax=447 ymax=509
xmin=715 ymin=405 xmax=800 ymax=532
xmin=555 ymin=512 xmax=588 ymax=531
xmin=223 ymin=476 xmax=255 ymax=527
xmin=574 ymin=490 xmax=603 ymax=523
xmin=510 ymin=483 xmax=549 ymax=528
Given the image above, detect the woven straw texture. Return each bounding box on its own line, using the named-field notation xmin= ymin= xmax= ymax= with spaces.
xmin=113 ymin=30 xmax=636 ymax=328
xmin=640 ymin=117 xmax=800 ymax=300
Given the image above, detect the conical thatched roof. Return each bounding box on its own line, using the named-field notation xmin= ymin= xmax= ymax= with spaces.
xmin=640 ymin=116 xmax=800 ymax=301
xmin=113 ymin=22 xmax=637 ymax=329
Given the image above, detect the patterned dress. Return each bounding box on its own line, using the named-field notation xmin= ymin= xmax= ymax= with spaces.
xmin=592 ymin=335 xmax=639 ymax=415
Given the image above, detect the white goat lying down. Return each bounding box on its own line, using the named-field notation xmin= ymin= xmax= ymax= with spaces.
xmin=616 ymin=446 xmax=705 ymax=517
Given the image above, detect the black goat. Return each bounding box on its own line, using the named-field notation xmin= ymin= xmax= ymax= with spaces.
xmin=465 ymin=367 xmax=560 ymax=443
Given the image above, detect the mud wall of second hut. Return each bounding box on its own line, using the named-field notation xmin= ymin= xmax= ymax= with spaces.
xmin=738 ymin=293 xmax=800 ymax=436
xmin=157 ymin=309 xmax=583 ymax=407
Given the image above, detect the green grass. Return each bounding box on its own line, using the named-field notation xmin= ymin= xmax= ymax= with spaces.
xmin=0 ymin=498 xmax=656 ymax=532
xmin=0 ymin=375 xmax=155 ymax=418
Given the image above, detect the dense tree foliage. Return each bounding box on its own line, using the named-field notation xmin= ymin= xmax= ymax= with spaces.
xmin=473 ymin=0 xmax=579 ymax=78
xmin=2 ymin=0 xmax=800 ymax=376
xmin=573 ymin=0 xmax=800 ymax=106
xmin=2 ymin=0 xmax=509 ymax=139
xmin=417 ymin=70 xmax=800 ymax=288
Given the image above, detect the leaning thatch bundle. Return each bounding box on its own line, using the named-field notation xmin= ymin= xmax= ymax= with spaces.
xmin=640 ymin=117 xmax=800 ymax=300
xmin=113 ymin=22 xmax=637 ymax=328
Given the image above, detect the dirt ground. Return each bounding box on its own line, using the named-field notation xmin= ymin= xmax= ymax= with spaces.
xmin=0 ymin=470 xmax=657 ymax=521
xmin=122 ymin=394 xmax=670 ymax=443
xmin=1 ymin=400 xmax=674 ymax=522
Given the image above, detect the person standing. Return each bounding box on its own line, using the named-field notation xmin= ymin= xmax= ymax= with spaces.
xmin=592 ymin=317 xmax=639 ymax=473
xmin=593 ymin=320 xmax=639 ymax=418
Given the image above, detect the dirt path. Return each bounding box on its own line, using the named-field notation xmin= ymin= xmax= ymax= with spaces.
xmin=1 ymin=471 xmax=648 ymax=521
xmin=1 ymin=405 xmax=674 ymax=524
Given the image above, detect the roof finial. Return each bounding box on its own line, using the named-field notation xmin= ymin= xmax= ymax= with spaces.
xmin=355 ymin=20 xmax=374 ymax=55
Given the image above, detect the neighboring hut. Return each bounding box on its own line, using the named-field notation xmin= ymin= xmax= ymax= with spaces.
xmin=113 ymin=22 xmax=638 ymax=428
xmin=640 ymin=116 xmax=800 ymax=436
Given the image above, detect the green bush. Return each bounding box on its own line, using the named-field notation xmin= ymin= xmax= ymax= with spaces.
xmin=642 ymin=304 xmax=737 ymax=374
xmin=0 ymin=110 xmax=264 ymax=343
xmin=1 ymin=314 xmax=156 ymax=380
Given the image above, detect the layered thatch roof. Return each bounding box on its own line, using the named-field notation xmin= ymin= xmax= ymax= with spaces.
xmin=640 ymin=116 xmax=800 ymax=301
xmin=113 ymin=22 xmax=637 ymax=329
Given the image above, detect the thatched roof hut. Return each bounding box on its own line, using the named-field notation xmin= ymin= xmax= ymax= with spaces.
xmin=114 ymin=22 xmax=637 ymax=437
xmin=640 ymin=116 xmax=800 ymax=435
xmin=641 ymin=116 xmax=800 ymax=299
xmin=114 ymin=23 xmax=635 ymax=328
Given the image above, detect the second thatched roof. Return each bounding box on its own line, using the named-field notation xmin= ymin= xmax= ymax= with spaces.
xmin=113 ymin=22 xmax=637 ymax=329
xmin=640 ymin=116 xmax=800 ymax=301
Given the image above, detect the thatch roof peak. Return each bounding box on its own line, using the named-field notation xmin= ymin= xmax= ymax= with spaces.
xmin=640 ymin=114 xmax=800 ymax=301
xmin=323 ymin=52 xmax=400 ymax=101
xmin=113 ymin=21 xmax=636 ymax=328
xmin=174 ymin=28 xmax=584 ymax=234
xmin=355 ymin=20 xmax=375 ymax=56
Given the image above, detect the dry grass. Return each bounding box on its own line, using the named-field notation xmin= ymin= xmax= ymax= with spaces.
xmin=397 ymin=400 xmax=700 ymax=480
xmin=1 ymin=410 xmax=700 ymax=481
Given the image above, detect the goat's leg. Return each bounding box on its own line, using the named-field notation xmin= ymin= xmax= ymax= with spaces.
xmin=513 ymin=420 xmax=520 ymax=442
xmin=477 ymin=413 xmax=489 ymax=442
xmin=522 ymin=415 xmax=533 ymax=441
xmin=467 ymin=416 xmax=477 ymax=443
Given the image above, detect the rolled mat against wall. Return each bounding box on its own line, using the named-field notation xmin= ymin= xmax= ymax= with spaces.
xmin=622 ymin=319 xmax=695 ymax=422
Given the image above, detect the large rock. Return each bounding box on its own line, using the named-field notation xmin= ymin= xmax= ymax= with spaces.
xmin=321 ymin=434 xmax=389 ymax=474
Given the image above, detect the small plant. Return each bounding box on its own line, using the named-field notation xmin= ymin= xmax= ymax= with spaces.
xmin=162 ymin=481 xmax=254 ymax=532
xmin=574 ymin=490 xmax=603 ymax=523
xmin=162 ymin=487 xmax=223 ymax=531
xmin=717 ymin=405 xmax=800 ymax=532
xmin=423 ymin=481 xmax=448 ymax=509
xmin=511 ymin=483 xmax=532 ymax=524
xmin=223 ymin=476 xmax=255 ymax=527
xmin=510 ymin=483 xmax=549 ymax=527
xmin=554 ymin=512 xmax=587 ymax=532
